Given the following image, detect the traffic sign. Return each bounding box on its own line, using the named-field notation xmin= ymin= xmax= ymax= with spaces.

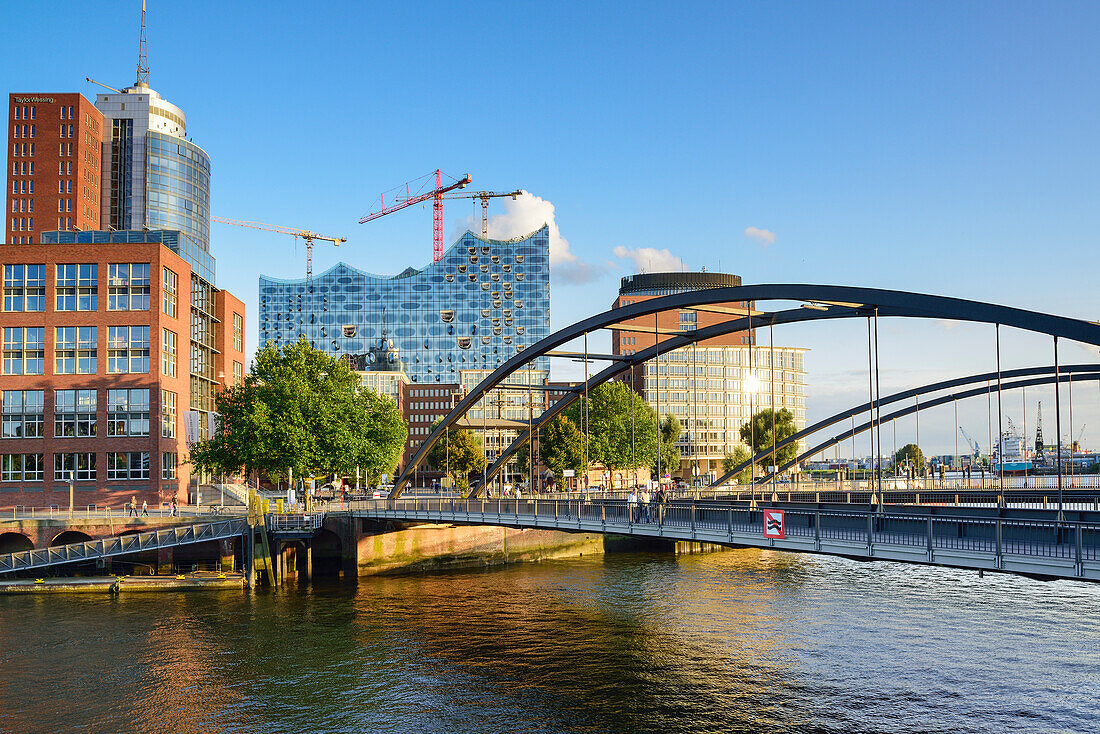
xmin=764 ymin=509 xmax=785 ymax=539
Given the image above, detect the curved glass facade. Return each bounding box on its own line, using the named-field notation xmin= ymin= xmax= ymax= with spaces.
xmin=259 ymin=227 xmax=551 ymax=384
xmin=145 ymin=131 xmax=211 ymax=256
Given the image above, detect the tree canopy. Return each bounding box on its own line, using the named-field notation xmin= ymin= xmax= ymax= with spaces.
xmin=893 ymin=443 xmax=925 ymax=472
xmin=562 ymin=381 xmax=660 ymax=473
xmin=722 ymin=445 xmax=755 ymax=484
xmin=739 ymin=408 xmax=799 ymax=470
xmin=426 ymin=418 xmax=485 ymax=491
xmin=189 ymin=338 xmax=406 ymax=483
xmin=659 ymin=412 xmax=682 ymax=476
xmin=539 ymin=415 xmax=586 ymax=480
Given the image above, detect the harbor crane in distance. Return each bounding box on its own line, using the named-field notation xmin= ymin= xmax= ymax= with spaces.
xmin=210 ymin=216 xmax=346 ymax=283
xmin=958 ymin=426 xmax=981 ymax=459
xmin=359 ymin=169 xmax=472 ymax=262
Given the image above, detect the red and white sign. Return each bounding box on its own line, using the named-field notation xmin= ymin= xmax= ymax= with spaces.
xmin=764 ymin=509 xmax=785 ymax=539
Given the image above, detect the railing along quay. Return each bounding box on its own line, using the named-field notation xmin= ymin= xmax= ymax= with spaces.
xmin=343 ymin=498 xmax=1100 ymax=581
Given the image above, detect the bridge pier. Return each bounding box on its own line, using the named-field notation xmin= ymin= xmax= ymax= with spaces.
xmin=220 ymin=538 xmax=236 ymax=572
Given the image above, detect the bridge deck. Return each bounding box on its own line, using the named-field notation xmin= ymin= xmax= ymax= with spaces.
xmin=346 ymin=499 xmax=1100 ymax=581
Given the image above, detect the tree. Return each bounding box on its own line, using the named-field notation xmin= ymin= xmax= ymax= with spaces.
xmin=189 ymin=337 xmax=407 ymax=483
xmin=563 ymin=382 xmax=659 ymax=477
xmin=539 ymin=415 xmax=586 ymax=482
xmin=893 ymin=443 xmax=925 ymax=473
xmin=425 ymin=418 xmax=485 ymax=492
xmin=722 ymin=445 xmax=755 ymax=484
xmin=739 ymin=408 xmax=799 ymax=471
xmin=659 ymin=413 xmax=682 ymax=476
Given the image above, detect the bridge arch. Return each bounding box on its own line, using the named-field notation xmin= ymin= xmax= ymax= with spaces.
xmin=393 ymin=284 xmax=1100 ymax=498
xmin=712 ymin=364 xmax=1100 ymax=486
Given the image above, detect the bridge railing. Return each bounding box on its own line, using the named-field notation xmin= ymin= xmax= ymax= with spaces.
xmin=346 ymin=497 xmax=1100 ymax=568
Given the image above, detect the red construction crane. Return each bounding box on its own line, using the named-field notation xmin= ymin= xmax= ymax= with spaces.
xmin=211 ymin=216 xmax=346 ymax=282
xmin=359 ymin=169 xmax=472 ymax=261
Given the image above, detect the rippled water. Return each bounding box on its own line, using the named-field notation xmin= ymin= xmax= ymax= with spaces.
xmin=1 ymin=550 xmax=1097 ymax=734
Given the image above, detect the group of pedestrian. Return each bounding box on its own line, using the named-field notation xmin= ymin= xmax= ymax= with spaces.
xmin=627 ymin=485 xmax=667 ymax=523
xmin=124 ymin=495 xmax=149 ymax=517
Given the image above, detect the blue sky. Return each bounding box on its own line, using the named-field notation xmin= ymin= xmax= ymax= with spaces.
xmin=5 ymin=1 xmax=1099 ymax=454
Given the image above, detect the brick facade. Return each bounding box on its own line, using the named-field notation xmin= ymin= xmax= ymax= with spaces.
xmin=7 ymin=93 xmax=103 ymax=243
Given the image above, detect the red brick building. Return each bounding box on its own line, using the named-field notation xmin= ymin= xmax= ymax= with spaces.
xmin=7 ymin=93 xmax=103 ymax=243
xmin=0 ymin=237 xmax=245 ymax=508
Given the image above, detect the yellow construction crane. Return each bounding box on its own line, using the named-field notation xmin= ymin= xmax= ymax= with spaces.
xmin=211 ymin=216 xmax=346 ymax=282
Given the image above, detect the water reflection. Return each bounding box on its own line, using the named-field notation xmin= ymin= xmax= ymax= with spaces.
xmin=0 ymin=549 xmax=1097 ymax=734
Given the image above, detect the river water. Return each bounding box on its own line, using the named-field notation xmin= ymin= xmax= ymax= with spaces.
xmin=1 ymin=549 xmax=1097 ymax=734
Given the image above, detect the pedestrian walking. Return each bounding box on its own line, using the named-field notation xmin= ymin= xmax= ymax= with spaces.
xmin=627 ymin=489 xmax=638 ymax=522
xmin=141 ymin=499 xmax=148 ymax=517
xmin=170 ymin=498 xmax=177 ymax=517
xmin=128 ymin=495 xmax=137 ymax=517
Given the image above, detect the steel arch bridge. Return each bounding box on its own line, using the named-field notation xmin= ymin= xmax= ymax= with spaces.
xmin=391 ymin=284 xmax=1100 ymax=499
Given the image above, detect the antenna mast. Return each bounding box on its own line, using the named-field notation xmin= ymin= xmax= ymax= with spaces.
xmin=136 ymin=0 xmax=150 ymax=86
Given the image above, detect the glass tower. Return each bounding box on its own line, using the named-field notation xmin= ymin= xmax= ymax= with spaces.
xmin=259 ymin=227 xmax=552 ymax=384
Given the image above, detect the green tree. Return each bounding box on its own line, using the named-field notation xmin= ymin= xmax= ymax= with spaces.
xmin=722 ymin=445 xmax=755 ymax=484
xmin=659 ymin=412 xmax=682 ymax=476
xmin=539 ymin=415 xmax=587 ymax=482
xmin=425 ymin=418 xmax=485 ymax=492
xmin=893 ymin=443 xmax=925 ymax=473
xmin=739 ymin=408 xmax=799 ymax=471
xmin=189 ymin=338 xmax=406 ymax=482
xmin=563 ymin=382 xmax=659 ymax=476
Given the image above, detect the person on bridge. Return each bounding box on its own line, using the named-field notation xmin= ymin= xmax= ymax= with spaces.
xmin=640 ymin=487 xmax=652 ymax=522
xmin=128 ymin=496 xmax=137 ymax=517
xmin=141 ymin=500 xmax=148 ymax=517
xmin=627 ymin=489 xmax=638 ymax=522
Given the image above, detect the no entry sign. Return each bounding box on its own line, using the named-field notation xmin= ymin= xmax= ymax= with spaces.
xmin=764 ymin=509 xmax=785 ymax=539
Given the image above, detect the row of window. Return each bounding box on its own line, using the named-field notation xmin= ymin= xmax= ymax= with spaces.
xmin=2 ymin=326 xmax=150 ymax=375
xmin=12 ymin=105 xmax=37 ymax=120
xmin=11 ymin=124 xmax=34 ymax=138
xmin=12 ymin=143 xmax=34 ymax=157
xmin=1 ymin=451 xmax=178 ymax=482
xmin=3 ymin=263 xmax=155 ymax=312
xmin=2 ymin=388 xmax=176 ymax=439
xmin=11 ymin=180 xmax=34 ymax=194
xmin=11 ymin=161 xmax=34 ymax=176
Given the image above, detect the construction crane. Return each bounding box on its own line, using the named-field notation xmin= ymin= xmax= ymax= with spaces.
xmin=359 ymin=169 xmax=473 ymax=262
xmin=958 ymin=426 xmax=981 ymax=459
xmin=438 ymin=189 xmax=523 ymax=238
xmin=211 ymin=216 xmax=346 ymax=282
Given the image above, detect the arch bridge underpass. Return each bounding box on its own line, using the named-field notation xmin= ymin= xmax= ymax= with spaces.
xmin=376 ymin=284 xmax=1100 ymax=581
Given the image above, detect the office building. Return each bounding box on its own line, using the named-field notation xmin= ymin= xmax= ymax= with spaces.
xmin=0 ymin=231 xmax=245 ymax=508
xmin=7 ymin=93 xmax=104 ymax=243
xmin=611 ymin=272 xmax=807 ymax=480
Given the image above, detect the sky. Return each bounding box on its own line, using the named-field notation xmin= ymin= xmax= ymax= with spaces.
xmin=4 ymin=1 xmax=1100 ymax=455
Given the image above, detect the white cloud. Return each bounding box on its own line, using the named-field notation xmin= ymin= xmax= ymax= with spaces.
xmin=455 ymin=191 xmax=603 ymax=284
xmin=612 ymin=245 xmax=687 ymax=273
xmin=744 ymin=226 xmax=776 ymax=246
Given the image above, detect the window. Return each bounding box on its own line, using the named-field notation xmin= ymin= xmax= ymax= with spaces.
xmin=107 ymin=452 xmax=150 ymax=480
xmin=162 ymin=267 xmax=178 ymax=317
xmin=54 ymin=389 xmax=97 ymax=437
xmin=162 ymin=328 xmax=177 ymax=377
xmin=107 ymin=263 xmax=151 ymax=310
xmin=54 ymin=326 xmax=97 ymax=374
xmin=3 ymin=327 xmax=44 ymax=375
xmin=2 ymin=391 xmax=44 ymax=439
xmin=54 ymin=452 xmax=95 ymax=481
xmin=107 ymin=326 xmax=150 ymax=373
xmin=1 ymin=454 xmax=43 ymax=482
xmin=56 ymin=263 xmax=98 ymax=311
xmin=162 ymin=452 xmax=177 ymax=480
xmin=3 ymin=265 xmax=45 ymax=312
xmin=162 ymin=390 xmax=176 ymax=438
xmin=107 ymin=389 xmax=150 ymax=436
xmin=233 ymin=361 xmax=243 ymax=385
xmin=232 ymin=313 xmax=243 ymax=352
